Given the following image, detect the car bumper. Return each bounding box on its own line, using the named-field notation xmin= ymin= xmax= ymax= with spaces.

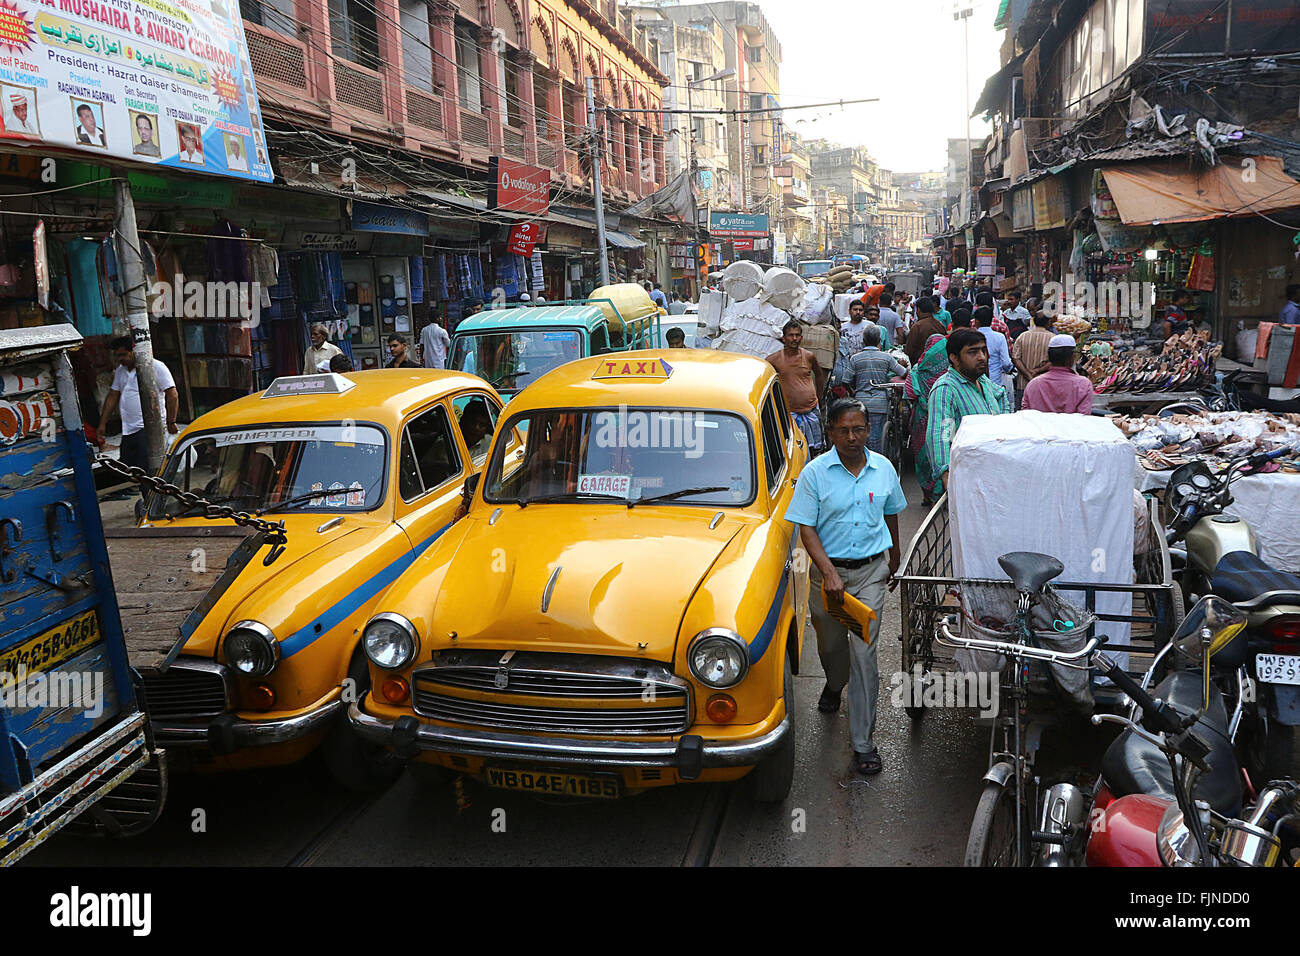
xmin=156 ymin=697 xmax=344 ymax=753
xmin=347 ymin=697 xmax=788 ymax=774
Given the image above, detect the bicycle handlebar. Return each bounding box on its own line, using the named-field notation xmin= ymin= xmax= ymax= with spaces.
xmin=936 ymin=618 xmax=1103 ymax=668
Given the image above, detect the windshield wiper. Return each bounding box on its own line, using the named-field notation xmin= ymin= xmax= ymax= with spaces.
xmin=260 ymin=484 xmax=376 ymax=514
xmin=628 ymin=486 xmax=728 ymax=508
xmin=517 ymin=490 xmax=624 ymax=507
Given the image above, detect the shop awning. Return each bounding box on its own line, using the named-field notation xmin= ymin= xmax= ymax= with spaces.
xmin=1101 ymin=156 xmax=1300 ymax=226
xmin=605 ymin=230 xmax=646 ymax=250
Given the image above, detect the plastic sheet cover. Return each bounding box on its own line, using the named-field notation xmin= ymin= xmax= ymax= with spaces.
xmin=949 ymin=410 xmax=1136 ymax=653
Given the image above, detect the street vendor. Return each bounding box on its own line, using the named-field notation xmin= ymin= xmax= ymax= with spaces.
xmin=925 ymin=327 xmax=1012 ymax=492
xmin=785 ymin=398 xmax=907 ymax=777
xmin=1161 ymin=289 xmax=1193 ymax=340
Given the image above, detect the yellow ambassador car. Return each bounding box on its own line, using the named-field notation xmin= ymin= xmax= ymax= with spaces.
xmin=350 ymin=350 xmax=810 ymax=801
xmin=139 ymin=370 xmax=514 ymax=788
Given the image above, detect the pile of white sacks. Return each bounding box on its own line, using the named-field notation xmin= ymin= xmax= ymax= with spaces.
xmin=704 ymin=262 xmax=837 ymax=360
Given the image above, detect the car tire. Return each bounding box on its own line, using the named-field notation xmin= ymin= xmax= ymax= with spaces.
xmin=749 ymin=655 xmax=795 ymax=803
xmin=321 ymin=651 xmax=407 ymax=792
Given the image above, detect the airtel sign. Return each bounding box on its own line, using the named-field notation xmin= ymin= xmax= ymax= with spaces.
xmin=488 ymin=157 xmax=551 ymax=216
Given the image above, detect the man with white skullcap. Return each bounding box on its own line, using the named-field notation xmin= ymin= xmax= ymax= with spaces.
xmin=1021 ymin=334 xmax=1092 ymax=414
xmin=6 ymin=92 xmax=36 ymax=134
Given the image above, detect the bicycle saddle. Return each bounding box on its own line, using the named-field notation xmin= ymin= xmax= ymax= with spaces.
xmin=998 ymin=551 xmax=1064 ymax=594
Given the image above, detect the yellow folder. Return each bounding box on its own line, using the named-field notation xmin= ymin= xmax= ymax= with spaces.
xmin=821 ymin=586 xmax=878 ymax=644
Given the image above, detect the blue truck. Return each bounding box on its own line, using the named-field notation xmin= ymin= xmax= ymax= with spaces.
xmin=0 ymin=324 xmax=165 ymax=864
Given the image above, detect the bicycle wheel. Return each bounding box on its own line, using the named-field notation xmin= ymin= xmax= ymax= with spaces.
xmin=964 ymin=772 xmax=1029 ymax=867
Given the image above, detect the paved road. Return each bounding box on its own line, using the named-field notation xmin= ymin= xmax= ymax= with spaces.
xmin=28 ymin=471 xmax=1113 ymax=867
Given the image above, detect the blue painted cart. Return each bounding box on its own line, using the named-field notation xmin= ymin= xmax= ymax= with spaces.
xmin=0 ymin=324 xmax=165 ymax=864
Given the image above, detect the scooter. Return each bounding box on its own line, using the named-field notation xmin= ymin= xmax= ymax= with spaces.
xmin=1164 ymin=448 xmax=1300 ymax=782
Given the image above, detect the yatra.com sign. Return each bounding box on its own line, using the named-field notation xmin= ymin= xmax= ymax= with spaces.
xmin=709 ymin=211 xmax=769 ymax=238
xmin=489 ymin=157 xmax=550 ymax=216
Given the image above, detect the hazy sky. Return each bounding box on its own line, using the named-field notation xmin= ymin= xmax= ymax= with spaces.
xmin=756 ymin=0 xmax=1006 ymax=173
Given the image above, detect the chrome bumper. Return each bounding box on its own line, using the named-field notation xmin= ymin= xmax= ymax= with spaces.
xmin=156 ymin=699 xmax=344 ymax=752
xmin=347 ymin=698 xmax=788 ymax=771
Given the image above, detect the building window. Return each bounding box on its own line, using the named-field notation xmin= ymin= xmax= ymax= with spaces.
xmin=329 ymin=0 xmax=380 ymax=70
xmin=399 ymin=0 xmax=433 ymax=93
xmin=240 ymin=0 xmax=296 ymax=39
xmin=455 ymin=20 xmax=482 ymax=111
xmin=746 ymin=45 xmax=762 ymax=63
xmin=752 ymin=144 xmax=765 ymax=164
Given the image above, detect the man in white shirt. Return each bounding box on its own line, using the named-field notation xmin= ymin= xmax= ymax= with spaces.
xmin=74 ymin=103 xmax=106 ymax=147
xmin=178 ymin=124 xmax=203 ymax=164
xmin=5 ymin=93 xmax=37 ymax=135
xmin=420 ymin=317 xmax=450 ymax=369
xmin=304 ymin=323 xmax=343 ymax=372
xmin=96 ymin=336 xmax=178 ymax=473
xmin=226 ymin=136 xmax=248 ymax=171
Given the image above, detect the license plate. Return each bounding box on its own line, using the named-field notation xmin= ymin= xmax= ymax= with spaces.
xmin=1256 ymin=653 xmax=1300 ymax=686
xmin=484 ymin=766 xmax=621 ymax=799
xmin=0 ymin=610 xmax=102 ymax=681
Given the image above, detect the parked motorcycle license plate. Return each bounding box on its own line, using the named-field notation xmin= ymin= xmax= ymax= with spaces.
xmin=484 ymin=766 xmax=620 ymax=799
xmin=1256 ymin=653 xmax=1300 ymax=686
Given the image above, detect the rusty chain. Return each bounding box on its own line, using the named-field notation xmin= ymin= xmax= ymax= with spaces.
xmin=95 ymin=455 xmax=288 ymax=548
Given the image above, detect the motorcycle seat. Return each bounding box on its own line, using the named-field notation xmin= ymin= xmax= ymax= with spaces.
xmin=1212 ymin=550 xmax=1300 ymax=609
xmin=1099 ymin=671 xmax=1243 ymax=817
xmin=998 ymin=551 xmax=1065 ymax=594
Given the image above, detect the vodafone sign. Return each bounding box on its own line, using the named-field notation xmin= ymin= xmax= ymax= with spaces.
xmin=489 ymin=157 xmax=551 ymax=216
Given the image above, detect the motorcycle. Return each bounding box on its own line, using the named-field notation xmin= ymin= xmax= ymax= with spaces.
xmin=1023 ymin=596 xmax=1300 ymax=867
xmin=1164 ymin=447 xmax=1300 ymax=782
xmin=1085 ymin=596 xmax=1300 ymax=866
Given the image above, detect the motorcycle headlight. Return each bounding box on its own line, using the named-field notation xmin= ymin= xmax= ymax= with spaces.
xmin=363 ymin=613 xmax=419 ymax=670
xmin=223 ymin=621 xmax=280 ymax=678
xmin=688 ymin=628 xmax=750 ymax=689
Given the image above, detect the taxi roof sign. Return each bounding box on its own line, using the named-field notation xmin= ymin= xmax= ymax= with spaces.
xmin=261 ymin=373 xmax=357 ymax=399
xmin=591 ymin=357 xmax=674 ymax=381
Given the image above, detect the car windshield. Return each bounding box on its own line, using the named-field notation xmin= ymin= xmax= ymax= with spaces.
xmin=149 ymin=423 xmax=388 ymax=519
xmin=483 ymin=407 xmax=754 ymax=506
xmin=450 ymin=329 xmax=584 ymax=391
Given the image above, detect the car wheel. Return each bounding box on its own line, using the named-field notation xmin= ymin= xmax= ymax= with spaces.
xmin=321 ymin=651 xmax=407 ymax=792
xmin=749 ymin=655 xmax=795 ymax=803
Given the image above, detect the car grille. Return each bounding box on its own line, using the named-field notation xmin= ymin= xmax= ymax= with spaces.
xmin=412 ymin=651 xmax=691 ymax=735
xmin=140 ymin=661 xmax=230 ymax=721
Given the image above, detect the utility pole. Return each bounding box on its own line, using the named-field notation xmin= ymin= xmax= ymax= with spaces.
xmin=113 ymin=170 xmax=165 ymax=473
xmin=586 ymin=76 xmax=611 ymax=287
xmin=955 ymin=3 xmax=973 ymax=260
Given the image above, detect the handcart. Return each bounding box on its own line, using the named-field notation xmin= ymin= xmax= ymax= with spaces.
xmin=895 ymin=494 xmax=1183 ymax=866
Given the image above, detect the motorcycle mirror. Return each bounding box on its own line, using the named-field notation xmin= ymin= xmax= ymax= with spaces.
xmin=1171 ymin=595 xmax=1247 ymax=709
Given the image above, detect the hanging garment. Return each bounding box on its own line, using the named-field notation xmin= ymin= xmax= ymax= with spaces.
xmin=206 ymin=218 xmax=249 ymax=283
xmin=187 ymin=357 xmax=209 ymax=388
xmin=204 ymin=324 xmax=226 ymax=353
xmin=64 ymin=238 xmax=110 ymax=336
xmin=409 ymin=256 xmax=424 ymax=304
xmin=434 ymin=254 xmax=448 ymax=301
xmin=208 ymin=358 xmax=229 ymax=387
xmin=184 ymin=324 xmax=206 ymax=353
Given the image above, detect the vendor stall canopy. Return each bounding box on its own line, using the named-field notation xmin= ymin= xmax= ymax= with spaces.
xmin=1101 ymin=157 xmax=1300 ymax=226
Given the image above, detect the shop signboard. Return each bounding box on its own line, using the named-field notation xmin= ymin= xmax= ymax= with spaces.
xmin=0 ymin=0 xmax=272 ymax=180
xmin=732 ymin=238 xmax=754 ymax=252
xmin=488 ymin=157 xmax=549 ymax=215
xmin=975 ymin=246 xmax=997 ymax=276
xmin=507 ymin=222 xmax=539 ymax=257
xmin=351 ymin=201 xmax=428 ymax=236
xmin=1011 ymin=186 xmax=1034 ymax=232
xmin=59 ymin=159 xmax=233 ymax=205
xmin=709 ymin=212 xmax=768 ymax=238
xmin=281 ymin=230 xmax=374 ymax=252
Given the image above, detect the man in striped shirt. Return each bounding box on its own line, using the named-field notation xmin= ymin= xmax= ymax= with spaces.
xmin=925 ymin=327 xmax=1012 ymax=490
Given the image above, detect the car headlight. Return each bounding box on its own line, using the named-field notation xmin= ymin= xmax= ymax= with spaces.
xmin=223 ymin=621 xmax=280 ymax=678
xmin=363 ymin=613 xmax=419 ymax=670
xmin=688 ymin=628 xmax=750 ymax=689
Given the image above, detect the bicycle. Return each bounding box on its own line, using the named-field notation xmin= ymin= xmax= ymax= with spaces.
xmin=934 ymin=551 xmax=1100 ymax=867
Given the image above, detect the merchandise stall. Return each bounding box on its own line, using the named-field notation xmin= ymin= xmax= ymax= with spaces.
xmin=1118 ymin=409 xmax=1300 ymax=571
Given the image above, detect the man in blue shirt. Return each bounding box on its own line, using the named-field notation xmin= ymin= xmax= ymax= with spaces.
xmin=1281 ymin=284 xmax=1300 ymax=325
xmin=785 ymin=398 xmax=907 ymax=776
xmin=646 ymin=280 xmax=668 ymax=309
xmin=974 ymin=305 xmax=1013 ymax=388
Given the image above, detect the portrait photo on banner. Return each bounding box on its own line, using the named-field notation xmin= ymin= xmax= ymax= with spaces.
xmin=71 ymin=99 xmax=107 ymax=148
xmin=129 ymin=111 xmax=162 ymax=159
xmin=1 ymin=84 xmax=40 ymax=138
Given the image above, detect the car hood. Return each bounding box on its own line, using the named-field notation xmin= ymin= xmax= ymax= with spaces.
xmin=431 ymin=507 xmax=742 ymax=661
xmin=152 ymin=515 xmax=397 ymax=658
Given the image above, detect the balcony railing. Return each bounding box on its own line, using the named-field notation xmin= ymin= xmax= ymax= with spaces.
xmin=405 ymin=88 xmax=444 ymax=133
xmin=333 ymin=59 xmax=386 ymax=120
xmin=245 ymin=24 xmax=309 ymax=94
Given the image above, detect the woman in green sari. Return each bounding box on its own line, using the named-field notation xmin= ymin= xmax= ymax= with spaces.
xmin=903 ymin=333 xmax=949 ymax=505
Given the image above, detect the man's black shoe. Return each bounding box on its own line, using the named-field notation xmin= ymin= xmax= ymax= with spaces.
xmin=817 ymin=684 xmax=841 ymax=713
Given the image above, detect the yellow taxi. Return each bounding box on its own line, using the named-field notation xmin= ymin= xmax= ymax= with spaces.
xmin=349 ymin=350 xmax=810 ymax=801
xmin=139 ymin=370 xmax=513 ymax=788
